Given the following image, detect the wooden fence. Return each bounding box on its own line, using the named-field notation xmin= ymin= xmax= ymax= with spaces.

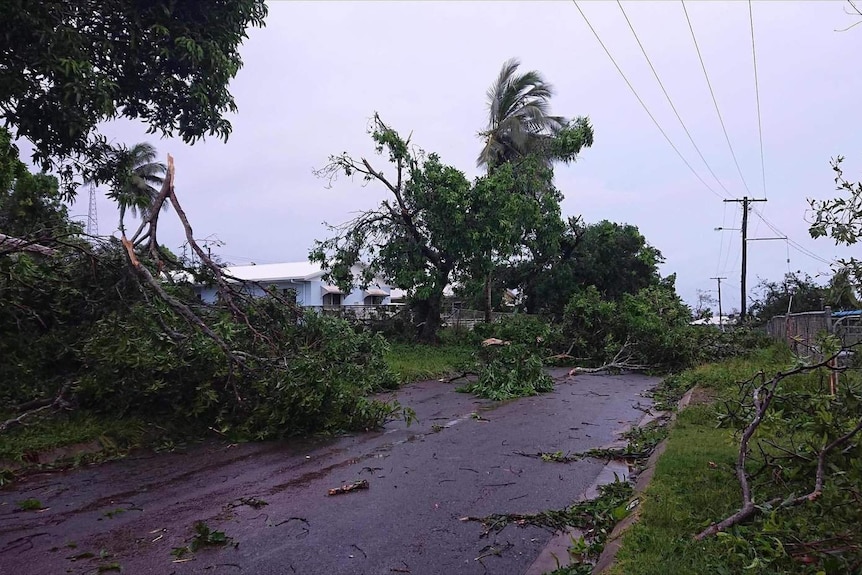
xmin=304 ymin=304 xmax=515 ymax=330
xmin=766 ymin=307 xmax=862 ymax=360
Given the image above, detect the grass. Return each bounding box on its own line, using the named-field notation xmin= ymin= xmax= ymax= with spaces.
xmin=384 ymin=342 xmax=473 ymax=383
xmin=608 ymin=344 xmax=862 ymax=574
xmin=606 ymin=404 xmax=740 ymax=574
xmin=0 ymin=413 xmax=150 ymax=464
xmin=0 ymin=413 xmax=176 ymax=486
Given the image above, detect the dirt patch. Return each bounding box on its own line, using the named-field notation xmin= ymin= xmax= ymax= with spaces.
xmin=687 ymin=386 xmax=716 ymax=406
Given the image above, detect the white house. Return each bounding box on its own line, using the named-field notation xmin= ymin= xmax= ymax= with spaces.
xmin=195 ymin=261 xmax=392 ymax=307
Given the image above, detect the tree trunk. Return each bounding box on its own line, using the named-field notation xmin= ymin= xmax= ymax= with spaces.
xmin=484 ymin=271 xmax=493 ymax=323
xmin=417 ymin=269 xmax=451 ymax=343
xmin=418 ymin=292 xmax=442 ymax=343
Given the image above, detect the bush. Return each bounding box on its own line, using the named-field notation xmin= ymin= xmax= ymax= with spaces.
xmin=560 ymin=284 xmax=697 ymax=371
xmin=473 ymin=314 xmax=563 ymax=353
xmin=458 ymin=343 xmax=554 ymax=400
xmin=2 ymin=240 xmax=407 ymax=441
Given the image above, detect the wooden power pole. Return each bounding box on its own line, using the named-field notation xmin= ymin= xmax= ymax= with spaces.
xmin=724 ymin=196 xmax=766 ymax=320
xmin=710 ymin=276 xmax=726 ymax=329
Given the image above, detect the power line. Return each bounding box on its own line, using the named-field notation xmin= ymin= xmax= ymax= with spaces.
xmin=617 ymin=0 xmax=733 ymax=199
xmin=750 ymin=207 xmax=834 ymax=266
xmin=748 ymin=0 xmax=767 ymax=238
xmin=716 ymin=201 xmax=728 ymax=275
xmin=681 ymin=0 xmax=753 ymax=197
xmin=572 ymin=0 xmax=726 ymax=201
xmin=748 ymin=0 xmax=767 ymax=199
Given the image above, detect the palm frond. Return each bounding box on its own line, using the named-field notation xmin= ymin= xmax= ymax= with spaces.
xmin=479 ymin=58 xmax=567 ymax=169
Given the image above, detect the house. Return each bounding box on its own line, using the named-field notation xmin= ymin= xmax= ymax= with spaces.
xmin=195 ymin=262 xmax=392 ymax=307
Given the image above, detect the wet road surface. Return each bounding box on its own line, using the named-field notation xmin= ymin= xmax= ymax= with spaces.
xmin=0 ymin=369 xmax=657 ymax=575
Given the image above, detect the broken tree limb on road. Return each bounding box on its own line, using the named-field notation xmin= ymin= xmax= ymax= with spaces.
xmin=568 ymin=339 xmax=650 ymax=376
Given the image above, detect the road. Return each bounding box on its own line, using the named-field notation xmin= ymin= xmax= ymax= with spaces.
xmin=0 ymin=369 xmax=657 ymax=575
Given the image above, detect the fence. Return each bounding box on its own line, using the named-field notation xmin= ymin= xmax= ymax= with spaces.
xmin=766 ymin=307 xmax=862 ymax=359
xmin=304 ymin=304 xmax=514 ymax=330
xmin=305 ymin=304 xmax=405 ymax=324
xmin=442 ymin=308 xmax=512 ymax=330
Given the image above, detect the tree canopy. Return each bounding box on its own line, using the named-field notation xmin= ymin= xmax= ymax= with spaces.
xmin=0 ymin=0 xmax=267 ymax=177
xmin=310 ymin=115 xmax=568 ymax=342
xmin=493 ymin=218 xmax=664 ymax=317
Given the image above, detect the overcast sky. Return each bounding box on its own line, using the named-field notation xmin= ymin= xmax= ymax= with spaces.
xmin=71 ymin=1 xmax=862 ymax=311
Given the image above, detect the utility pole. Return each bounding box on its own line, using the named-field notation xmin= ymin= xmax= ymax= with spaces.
xmin=723 ymin=196 xmax=767 ymax=320
xmin=710 ymin=276 xmax=726 ymax=330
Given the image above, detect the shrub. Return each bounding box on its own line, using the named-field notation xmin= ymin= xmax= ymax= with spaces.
xmin=458 ymin=343 xmax=554 ymax=400
xmin=2 ymin=240 xmax=407 ymax=441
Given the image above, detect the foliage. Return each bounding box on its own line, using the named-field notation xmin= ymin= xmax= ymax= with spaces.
xmin=0 ymin=0 xmax=268 ymax=176
xmin=311 ymin=114 xmax=572 ymax=342
xmin=502 ymin=219 xmax=663 ymax=318
xmin=171 ymin=521 xmax=233 ymax=558
xmin=457 ymin=343 xmax=554 ymax=400
xmin=78 ymin=295 xmax=405 ymax=438
xmin=473 ymin=314 xmax=562 ymax=351
xmin=810 ymin=156 xmax=862 ymax=291
xmin=466 ymin=479 xmax=633 ymax=572
xmin=475 ymin=58 xmax=593 ymax=321
xmin=561 ymin=280 xmax=695 ymax=371
xmin=0 ymin=129 xmax=82 ymax=240
xmin=1 ymin=142 xmax=410 ymax=450
xmin=610 ymin=348 xmax=862 ymax=575
xmin=93 ymin=142 xmax=168 ymax=231
xmin=16 ymin=498 xmax=44 ymax=511
xmin=749 ymin=272 xmax=827 ymax=322
xmin=477 ymin=58 xmax=593 ymax=170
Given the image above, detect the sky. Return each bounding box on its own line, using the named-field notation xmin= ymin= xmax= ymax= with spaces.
xmin=62 ymin=0 xmax=862 ymax=311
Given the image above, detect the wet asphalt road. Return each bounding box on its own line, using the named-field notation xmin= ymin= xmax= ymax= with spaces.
xmin=0 ymin=369 xmax=657 ymax=575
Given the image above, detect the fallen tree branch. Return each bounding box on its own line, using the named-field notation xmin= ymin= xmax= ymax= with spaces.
xmin=0 ymin=382 xmax=73 ymax=434
xmin=694 ymin=347 xmax=858 ymax=540
xmin=568 ymin=339 xmax=650 ymax=375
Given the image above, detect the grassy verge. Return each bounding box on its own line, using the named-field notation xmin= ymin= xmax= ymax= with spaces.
xmin=605 ymin=404 xmax=740 ymax=574
xmin=0 ymin=413 xmax=177 ymax=486
xmin=384 ymin=343 xmax=473 ymax=383
xmin=608 ymin=344 xmax=862 ymax=574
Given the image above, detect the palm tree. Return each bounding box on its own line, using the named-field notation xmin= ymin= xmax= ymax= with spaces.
xmin=107 ymin=142 xmax=167 ymax=231
xmin=477 ymin=58 xmax=566 ymax=171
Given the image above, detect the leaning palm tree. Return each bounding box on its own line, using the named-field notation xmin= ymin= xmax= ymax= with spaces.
xmin=477 ymin=58 xmax=567 ymax=171
xmin=107 ymin=142 xmax=167 ymax=232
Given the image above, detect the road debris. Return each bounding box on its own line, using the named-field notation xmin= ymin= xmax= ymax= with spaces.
xmin=327 ymin=479 xmax=369 ymax=496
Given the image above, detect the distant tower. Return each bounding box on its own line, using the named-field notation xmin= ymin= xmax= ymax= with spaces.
xmin=86 ymin=182 xmax=99 ymax=236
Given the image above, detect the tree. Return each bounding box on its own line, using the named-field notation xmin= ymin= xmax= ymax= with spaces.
xmin=0 ymin=129 xmax=80 ymax=241
xmin=475 ymin=58 xmax=594 ymax=320
xmin=478 ymin=58 xmax=594 ymax=171
xmin=311 ymin=115 xmax=554 ymax=343
xmin=311 ymin=115 xmax=471 ymax=343
xmin=826 ymin=267 xmax=860 ymax=310
xmin=749 ymin=272 xmax=826 ymax=322
xmin=0 ymin=0 xmax=267 ymax=179
xmin=694 ymin=289 xmax=717 ymax=321
xmin=100 ymin=142 xmax=167 ymax=232
xmin=502 ymin=219 xmax=664 ymax=318
xmin=561 ymin=276 xmax=696 ymax=372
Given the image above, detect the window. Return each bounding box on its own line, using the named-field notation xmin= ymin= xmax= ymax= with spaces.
xmin=323 ymin=293 xmax=342 ymax=306
xmin=282 ymin=288 xmax=297 ymax=304
xmin=364 ymin=295 xmax=384 ymax=306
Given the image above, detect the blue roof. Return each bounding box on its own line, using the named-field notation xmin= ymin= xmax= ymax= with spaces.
xmin=832 ymin=310 xmax=862 ymax=318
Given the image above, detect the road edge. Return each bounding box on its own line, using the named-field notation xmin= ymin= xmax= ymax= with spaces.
xmin=522 ymin=386 xmax=695 ymax=575
xmin=591 ymin=386 xmax=695 ymax=574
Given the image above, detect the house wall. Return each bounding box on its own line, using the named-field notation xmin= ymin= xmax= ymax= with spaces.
xmin=196 ymin=278 xmax=390 ymax=306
